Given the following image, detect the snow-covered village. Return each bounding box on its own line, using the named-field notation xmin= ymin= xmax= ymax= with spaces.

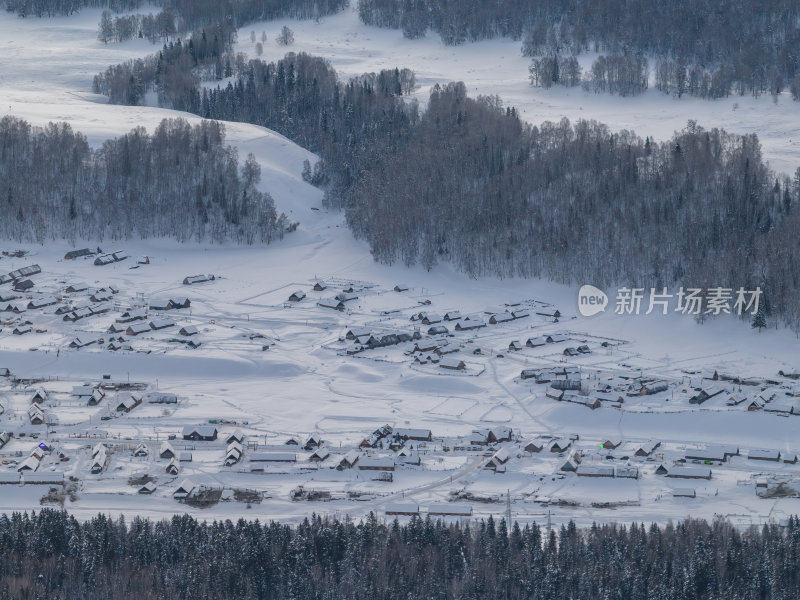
xmin=1 ymin=245 xmax=799 ymax=529
xmin=2 ymin=1 xmax=800 ymax=597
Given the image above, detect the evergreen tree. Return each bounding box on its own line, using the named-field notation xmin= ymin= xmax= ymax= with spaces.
xmin=752 ymin=307 xmax=767 ymax=331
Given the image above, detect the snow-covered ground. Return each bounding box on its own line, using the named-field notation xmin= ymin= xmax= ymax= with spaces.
xmin=1 ymin=240 xmax=799 ymax=528
xmin=0 ymin=7 xmax=799 ymax=528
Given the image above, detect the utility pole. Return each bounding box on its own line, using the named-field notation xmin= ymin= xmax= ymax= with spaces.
xmin=506 ymin=488 xmax=512 ymax=527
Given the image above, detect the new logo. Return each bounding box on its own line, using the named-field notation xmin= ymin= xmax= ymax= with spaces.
xmin=578 ymin=284 xmax=608 ymax=317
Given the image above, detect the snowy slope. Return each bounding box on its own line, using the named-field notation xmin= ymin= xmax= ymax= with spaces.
xmin=0 ymin=8 xmax=323 ymax=226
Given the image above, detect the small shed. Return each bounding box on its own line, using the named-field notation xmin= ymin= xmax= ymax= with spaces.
xmin=159 ymin=442 xmax=176 ymax=459
xmin=168 ymin=297 xmax=191 ymax=310
xmin=138 ymin=481 xmax=157 ymax=494
xmin=634 ymin=440 xmax=661 ymax=457
xmin=576 ymin=464 xmax=615 ymax=478
xmin=394 ymin=428 xmax=432 ymax=442
xmin=385 ymin=503 xmax=419 ymax=516
xmin=13 ymin=279 xmax=34 ymax=292
xmin=115 ymin=394 xmax=142 ymax=413
xmin=489 ymin=313 xmax=514 ymax=324
xmin=30 ymin=389 xmax=48 ymax=404
xmin=133 ymin=443 xmax=149 ymax=457
xmin=182 ymin=425 xmax=218 ymax=441
xmin=748 ymin=449 xmax=781 ymax=462
xmin=318 ymin=298 xmax=345 ymax=311
xmin=439 ymin=357 xmax=465 ymax=370
xmin=226 ymin=429 xmax=245 ymax=445
xmin=526 ymin=336 xmax=548 ymax=348
xmin=149 ymin=317 xmax=175 ymax=331
xmin=550 ymin=439 xmax=572 ymax=453
xmin=126 ymin=323 xmax=151 ymax=336
xmin=358 ymin=457 xmax=395 ymax=471
xmin=64 ymin=248 xmax=93 ymax=260
xmin=455 ymin=319 xmax=486 ymax=331
xmin=183 ymin=275 xmax=214 ymax=285
xmin=28 ymin=405 xmax=44 ymax=425
xmin=337 ymin=450 xmax=360 ymax=470
xmin=173 ymin=479 xmax=195 ymax=499
xmin=309 ymin=447 xmax=331 ymax=462
xmin=666 ymin=466 xmax=712 ymax=480
xmin=524 ymin=440 xmax=545 ymax=453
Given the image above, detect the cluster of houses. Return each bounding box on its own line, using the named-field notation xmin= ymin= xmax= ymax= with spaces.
xmin=507 ymin=333 xmax=577 ymax=352
xmin=21 ymin=384 xmax=149 ymax=422
xmin=522 ymin=434 xmax=800 ymax=493
xmin=25 ymin=388 xmax=48 ymax=424
xmin=0 ymin=261 xmax=199 ymax=352
xmin=341 ymin=324 xmax=472 ymax=371
xmin=519 ymin=436 xmax=668 ymax=480
xmin=518 ymin=361 xmax=800 ymax=416
xmin=0 ymin=442 xmax=64 ymax=485
xmin=470 ymin=427 xmax=513 ymax=446
xmin=62 ymin=303 xmax=111 ymax=324
xmin=225 ymin=426 xmax=433 ymax=477
xmin=413 ymin=304 xmax=539 ymax=328
xmin=319 ymin=291 xmax=360 ymax=311
xmin=1 ymin=281 xmax=123 ymax=336
xmin=411 ymin=308 xmax=529 ymax=333
xmin=519 ymin=367 xmax=607 ymax=409
xmin=755 ymin=476 xmax=800 ymax=498
xmin=149 ymin=297 xmax=191 ymax=311
xmin=15 ymin=444 xmax=48 ymax=473
xmin=66 ymin=247 xmax=150 ymax=266
xmin=345 ymin=326 xmax=422 ymax=354
xmin=0 ymin=264 xmax=41 ymax=290
xmin=1 ymin=441 xmax=65 ymax=485
xmin=225 ymin=431 xmax=245 ymax=466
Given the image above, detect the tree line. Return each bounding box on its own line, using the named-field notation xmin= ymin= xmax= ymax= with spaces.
xmin=1 ymin=0 xmax=143 ymax=17
xmin=341 ymin=86 xmax=787 ymax=299
xmin=529 ymin=54 xmax=648 ymax=97
xmin=7 ymin=0 xmax=800 ymax=100
xmin=97 ymin=9 xmax=177 ymax=44
xmin=0 ymin=116 xmax=287 ymax=244
xmin=92 ymin=23 xmax=236 ymax=108
xmin=1 ymin=0 xmax=348 ymax=35
xmin=91 ymin=42 xmax=800 ymax=331
xmin=0 ymin=509 xmax=799 ymax=599
xmin=356 ymin=0 xmax=800 ymax=101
